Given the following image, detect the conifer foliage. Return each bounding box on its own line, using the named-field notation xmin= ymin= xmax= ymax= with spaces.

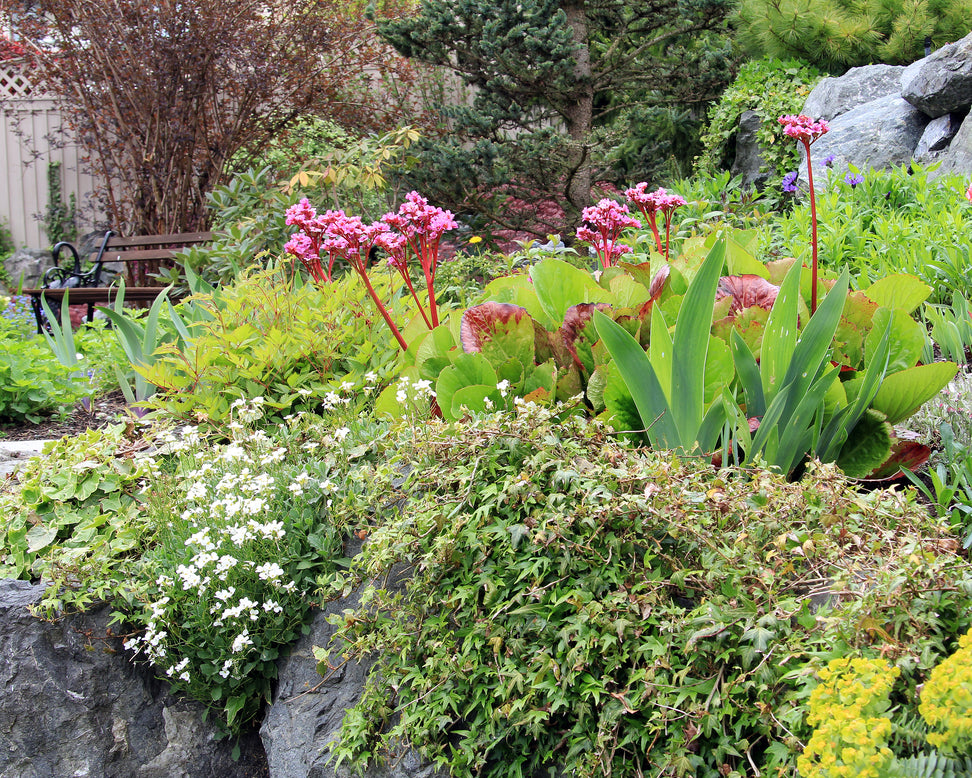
xmin=734 ymin=0 xmax=972 ymax=72
xmin=377 ymin=0 xmax=733 ymax=236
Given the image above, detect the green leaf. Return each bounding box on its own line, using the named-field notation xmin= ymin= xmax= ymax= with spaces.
xmin=670 ymin=236 xmax=725 ymax=447
xmin=835 ymin=409 xmax=892 ymax=479
xmin=864 ymin=273 xmax=931 ymax=314
xmin=530 ymin=258 xmax=612 ymax=324
xmin=759 ymin=259 xmax=801 ymax=407
xmin=593 ymin=310 xmax=679 ymax=448
xmin=871 ymin=362 xmax=959 ymax=425
xmin=25 ymin=524 xmax=58 ymax=553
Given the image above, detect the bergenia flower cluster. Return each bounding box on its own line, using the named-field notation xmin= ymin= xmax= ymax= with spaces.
xmin=575 ymin=199 xmax=641 ymax=269
xmin=284 ymin=192 xmax=457 ymax=351
xmin=284 ymin=199 xmax=342 ymax=284
xmin=624 ymin=184 xmax=687 ymax=260
xmin=779 ymin=113 xmax=830 ymax=314
xmin=965 ymin=182 xmax=972 ymax=203
xmin=778 ymin=114 xmax=830 ymax=146
xmin=381 ymin=191 xmax=458 ymax=328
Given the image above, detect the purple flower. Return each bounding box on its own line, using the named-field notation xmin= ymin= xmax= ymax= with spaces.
xmin=844 ymin=172 xmax=864 ymax=188
xmin=782 ymin=171 xmax=799 ymax=193
xmin=823 ymin=154 xmax=836 ymax=168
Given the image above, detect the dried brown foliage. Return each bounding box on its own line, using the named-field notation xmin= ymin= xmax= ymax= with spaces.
xmin=13 ymin=0 xmax=427 ymax=235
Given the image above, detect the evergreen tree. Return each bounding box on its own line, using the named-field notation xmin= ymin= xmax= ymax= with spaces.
xmin=376 ymin=0 xmax=733 ymax=236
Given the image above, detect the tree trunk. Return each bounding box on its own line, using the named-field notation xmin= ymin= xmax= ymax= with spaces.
xmin=561 ymin=0 xmax=594 ymax=232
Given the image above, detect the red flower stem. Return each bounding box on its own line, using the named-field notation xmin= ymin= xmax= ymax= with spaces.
xmin=355 ymin=263 xmax=409 ymax=351
xmin=400 ymin=269 xmax=433 ymax=329
xmin=664 ymin=216 xmax=672 ymax=262
xmin=805 ymin=139 xmax=819 ymax=315
xmin=648 ymin=213 xmax=663 ymax=254
xmin=421 ymin=247 xmax=438 ymax=328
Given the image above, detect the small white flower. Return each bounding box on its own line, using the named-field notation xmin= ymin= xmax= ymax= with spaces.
xmin=218 ymin=659 xmax=234 ymax=679
xmin=496 ymin=379 xmax=510 ymax=397
xmin=231 ymin=630 xmax=253 ymax=653
xmin=340 ymin=381 xmax=354 ymax=392
xmin=256 ymin=562 xmax=285 ymax=582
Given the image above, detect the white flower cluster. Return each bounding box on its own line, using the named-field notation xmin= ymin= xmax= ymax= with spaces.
xmin=395 ymin=376 xmax=436 ymax=406
xmin=123 ymin=413 xmax=313 ymax=688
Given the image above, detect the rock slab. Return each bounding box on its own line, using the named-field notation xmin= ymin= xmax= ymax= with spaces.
xmin=901 ymin=31 xmax=972 ymax=118
xmin=0 ymin=579 xmax=267 ymax=778
xmin=803 ymin=64 xmax=906 ymax=122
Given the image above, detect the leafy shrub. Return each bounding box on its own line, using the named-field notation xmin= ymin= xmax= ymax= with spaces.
xmin=767 ymin=164 xmax=972 ymax=305
xmin=140 ymin=267 xmax=401 ymax=424
xmin=0 ymin=424 xmax=157 ymax=611
xmin=696 ymin=58 xmax=822 ymax=182
xmin=0 ymin=330 xmax=82 ymax=423
xmin=733 ymin=0 xmax=972 ymax=71
xmin=325 ymin=408 xmax=972 ymax=777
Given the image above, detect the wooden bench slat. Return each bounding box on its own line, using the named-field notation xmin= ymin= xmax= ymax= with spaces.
xmin=23 ymin=287 xmax=183 ymax=304
xmin=100 ymin=249 xmax=194 ymax=262
xmin=102 ymin=232 xmax=214 ymax=249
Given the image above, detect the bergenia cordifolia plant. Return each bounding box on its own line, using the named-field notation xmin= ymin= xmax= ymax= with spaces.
xmin=778 ymin=113 xmax=829 ymax=314
xmin=381 ymin=191 xmax=458 ymax=329
xmin=284 ymin=197 xmax=420 ymax=352
xmin=575 ymin=199 xmax=641 ymax=269
xmin=623 ymin=184 xmax=687 ymax=262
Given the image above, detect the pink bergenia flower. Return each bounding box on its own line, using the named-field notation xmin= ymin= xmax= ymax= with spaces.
xmin=778 ymin=114 xmax=829 ymax=146
xmin=381 ymin=191 xmax=457 ymax=328
xmin=623 ymin=184 xmax=686 ymax=259
xmin=966 ymin=183 xmax=972 ymax=203
xmin=576 ymin=199 xmax=640 ymax=269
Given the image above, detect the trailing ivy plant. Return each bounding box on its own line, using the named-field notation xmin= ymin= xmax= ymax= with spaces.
xmin=321 ymin=408 xmax=972 ymax=777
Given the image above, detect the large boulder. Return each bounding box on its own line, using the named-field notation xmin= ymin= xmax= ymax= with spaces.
xmin=0 ymin=579 xmax=267 ymax=778
xmin=730 ymin=110 xmax=771 ymax=186
xmin=262 ymin=545 xmax=445 ymax=778
xmin=931 ymin=110 xmax=972 ymax=177
xmin=901 ymin=32 xmax=972 ymax=118
xmin=3 ymin=248 xmax=52 ymax=289
xmin=802 ymin=64 xmax=906 ymax=122
xmin=801 ymin=95 xmax=929 ymax=185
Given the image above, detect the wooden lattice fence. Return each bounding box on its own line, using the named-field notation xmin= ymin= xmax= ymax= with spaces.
xmin=0 ymin=59 xmax=98 ymax=250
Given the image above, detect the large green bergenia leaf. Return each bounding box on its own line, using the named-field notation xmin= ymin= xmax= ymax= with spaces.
xmin=835 ymin=408 xmax=892 ymax=479
xmin=864 ymin=274 xmax=931 ymax=314
xmin=530 ymin=257 xmax=612 ymax=324
xmin=436 ymin=352 xmax=498 ymax=421
xmin=870 ymin=362 xmax=958 ymax=425
xmin=863 ymin=308 xmax=924 ymax=374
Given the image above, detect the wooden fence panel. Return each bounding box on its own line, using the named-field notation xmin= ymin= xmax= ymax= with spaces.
xmin=0 ymin=60 xmax=100 ymax=250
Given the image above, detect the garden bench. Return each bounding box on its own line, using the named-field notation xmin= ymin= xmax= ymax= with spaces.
xmin=24 ymin=231 xmax=213 ymax=333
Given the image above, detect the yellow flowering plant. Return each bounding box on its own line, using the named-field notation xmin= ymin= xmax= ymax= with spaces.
xmin=921 ymin=628 xmax=972 ymax=755
xmin=798 ymin=657 xmax=900 ymax=778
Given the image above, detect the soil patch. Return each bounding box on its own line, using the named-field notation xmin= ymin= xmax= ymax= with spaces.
xmin=0 ymin=390 xmax=132 ymax=442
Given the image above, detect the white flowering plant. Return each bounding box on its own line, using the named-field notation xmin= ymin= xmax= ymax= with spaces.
xmin=122 ymin=397 xmax=372 ymax=731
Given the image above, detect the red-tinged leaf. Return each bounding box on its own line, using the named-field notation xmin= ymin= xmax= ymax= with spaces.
xmin=561 ymin=303 xmax=612 ymax=371
xmin=715 ymin=275 xmax=780 ymax=314
xmin=460 ymin=302 xmax=530 ymax=353
xmin=649 ymin=265 xmax=670 ymax=299
xmin=618 ymin=260 xmax=656 ymax=291
xmin=637 ymin=266 xmax=671 ymax=318
xmin=859 ymin=438 xmax=932 ymax=482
